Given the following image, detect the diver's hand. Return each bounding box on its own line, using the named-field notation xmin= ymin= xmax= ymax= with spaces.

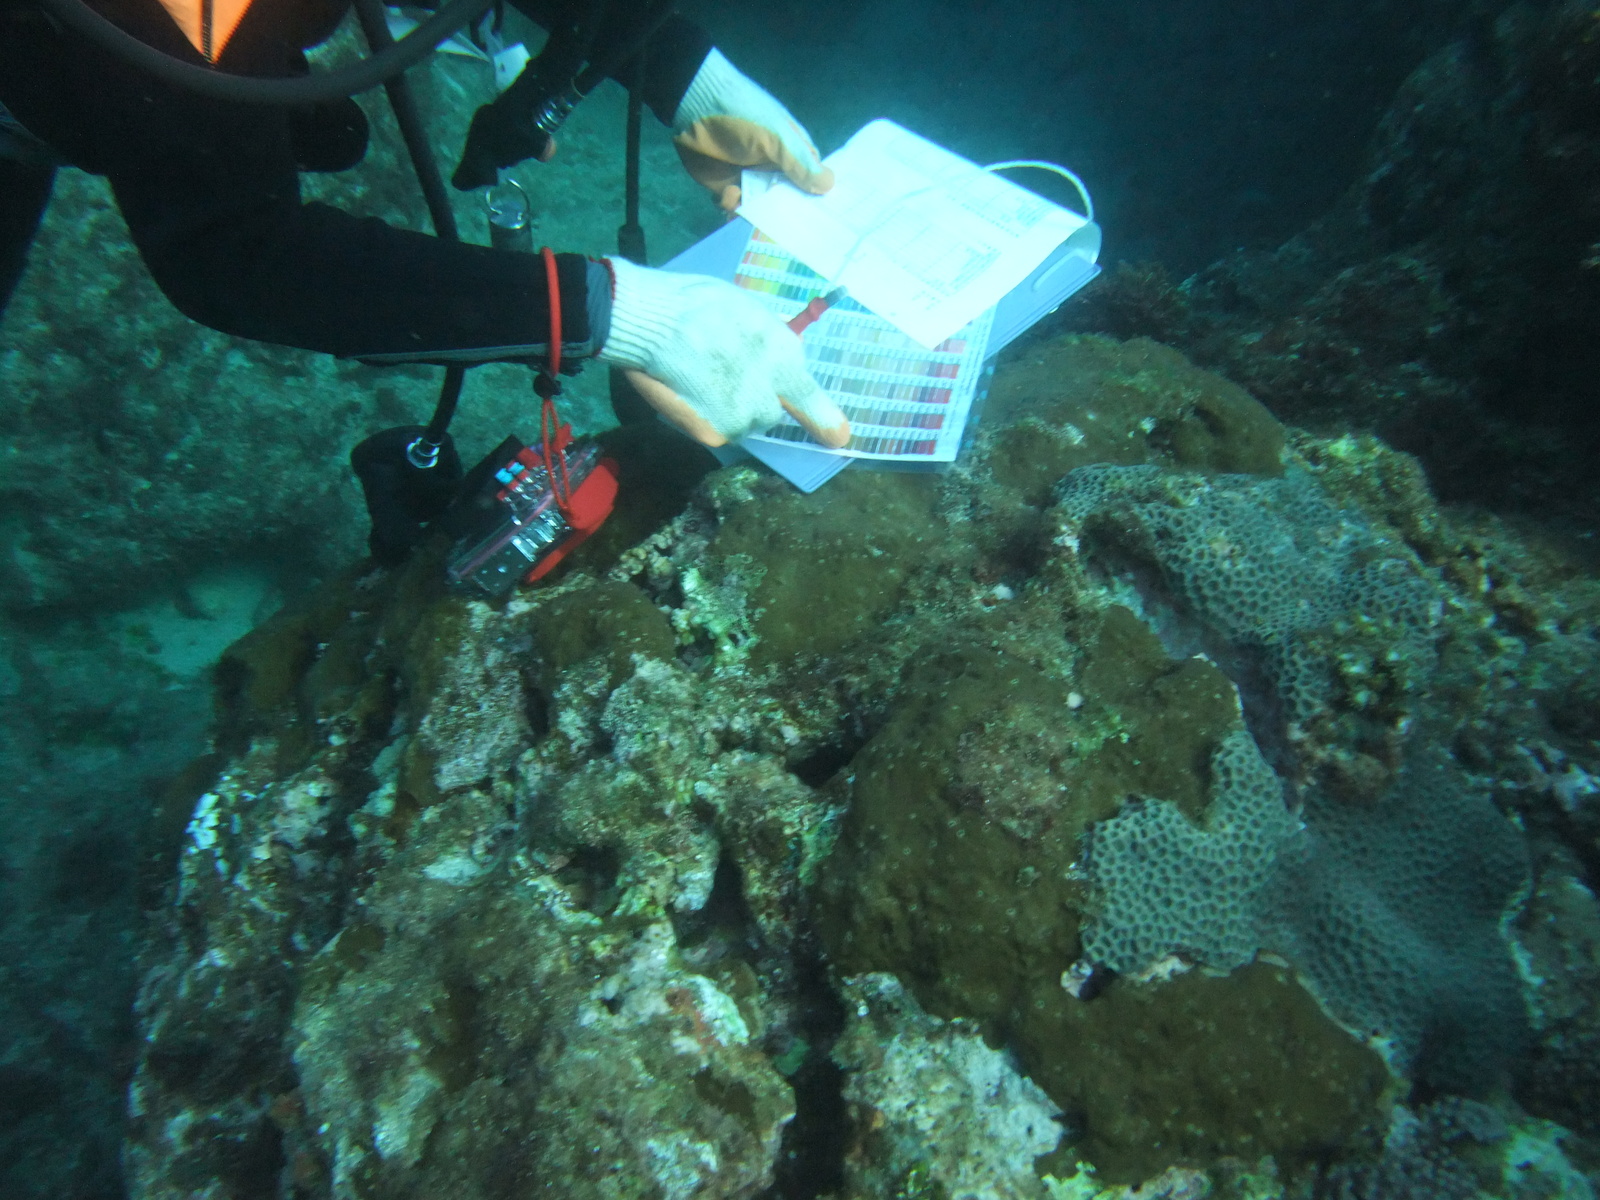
xmin=598 ymin=257 xmax=850 ymax=449
xmin=672 ymin=48 xmax=835 ymax=212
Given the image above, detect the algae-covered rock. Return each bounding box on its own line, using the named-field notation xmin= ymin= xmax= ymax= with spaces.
xmin=814 ymin=611 xmax=1391 ymax=1184
xmin=701 ymin=469 xmax=944 ymax=669
xmin=121 ymin=329 xmax=1587 ymax=1199
xmin=518 ymin=649 xmax=841 ymax=933
xmin=1515 ymin=855 xmax=1600 ymax=1140
xmin=292 ymin=882 xmax=793 ymax=1199
xmin=979 ymin=335 xmax=1286 ymax=506
xmin=1028 ymin=963 xmax=1392 ymax=1183
xmin=817 ymin=609 xmax=1238 ymax=1027
xmin=528 ymin=578 xmax=677 ymax=697
xmin=127 ymin=529 xmax=841 ymax=1198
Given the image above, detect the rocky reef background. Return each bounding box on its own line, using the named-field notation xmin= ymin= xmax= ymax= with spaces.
xmin=114 ymin=338 xmax=1600 ymax=1199
xmin=1053 ymin=0 xmax=1600 ymax=528
xmin=4 ymin=1 xmax=1600 ymax=1198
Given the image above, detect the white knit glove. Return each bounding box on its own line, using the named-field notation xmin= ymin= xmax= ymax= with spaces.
xmin=599 ymin=257 xmax=850 ymax=449
xmin=671 ymin=49 xmax=835 ymax=212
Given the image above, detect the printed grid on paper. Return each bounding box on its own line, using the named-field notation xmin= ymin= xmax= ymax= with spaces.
xmin=733 ymin=231 xmax=992 ymax=461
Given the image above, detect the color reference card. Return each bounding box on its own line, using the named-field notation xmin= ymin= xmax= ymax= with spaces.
xmin=734 ymin=231 xmax=993 ymax=462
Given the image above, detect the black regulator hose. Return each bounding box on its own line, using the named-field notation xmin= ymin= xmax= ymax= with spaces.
xmin=347 ymin=0 xmax=466 ymax=494
xmin=350 ymin=0 xmax=460 ymax=240
xmin=36 ymin=0 xmax=497 ymax=103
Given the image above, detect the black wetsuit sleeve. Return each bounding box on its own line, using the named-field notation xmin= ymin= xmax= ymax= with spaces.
xmin=111 ymin=167 xmax=599 ymax=365
xmin=0 ymin=0 xmax=708 ymax=362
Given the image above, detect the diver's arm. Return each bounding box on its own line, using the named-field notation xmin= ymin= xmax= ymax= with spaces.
xmin=103 ymin=115 xmax=604 ymax=362
xmin=114 ymin=0 xmax=707 ymax=358
xmin=493 ymin=2 xmax=830 ymax=211
xmin=0 ymin=0 xmax=607 ymax=362
xmin=0 ymin=0 xmax=599 ymax=361
xmin=112 ymin=164 xmax=601 ymax=362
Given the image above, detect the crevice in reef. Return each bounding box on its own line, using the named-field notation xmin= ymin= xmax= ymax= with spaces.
xmin=669 ymin=854 xmax=853 ymax=1199
xmin=552 ymin=844 xmax=623 ymax=917
xmin=674 ymin=855 xmax=760 ymax=960
xmin=788 ymin=732 xmax=864 ymax=789
xmin=763 ymin=951 xmax=849 ymax=1200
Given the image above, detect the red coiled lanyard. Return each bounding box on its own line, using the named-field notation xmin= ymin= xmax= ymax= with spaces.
xmin=536 ymin=245 xmax=574 ymax=517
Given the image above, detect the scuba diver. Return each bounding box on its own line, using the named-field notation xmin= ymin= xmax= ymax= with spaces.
xmin=0 ymin=0 xmax=851 ymax=474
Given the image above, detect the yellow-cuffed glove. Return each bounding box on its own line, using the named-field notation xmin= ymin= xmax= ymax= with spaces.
xmin=672 ymin=49 xmax=834 ymax=212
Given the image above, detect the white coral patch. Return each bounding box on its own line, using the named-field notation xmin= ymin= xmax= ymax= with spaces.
xmin=682 ymin=974 xmax=750 ymax=1048
xmin=843 ymin=975 xmax=1062 ymax=1200
xmin=186 ymin=792 xmax=221 ymax=852
xmin=645 ymin=1135 xmax=720 ymax=1200
xmin=370 ymin=1058 xmax=443 ymax=1166
xmin=422 ymin=852 xmax=489 ymax=885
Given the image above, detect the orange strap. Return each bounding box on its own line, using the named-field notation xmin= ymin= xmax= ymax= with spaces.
xmin=541 ymin=245 xmax=562 ymax=379
xmin=156 ymin=0 xmax=255 ymax=61
xmin=536 ymin=246 xmax=573 ymax=516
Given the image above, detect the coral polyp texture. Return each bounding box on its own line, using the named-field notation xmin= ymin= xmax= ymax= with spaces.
xmin=1056 ymin=461 xmax=1530 ymax=1092
xmin=1079 ymin=729 xmax=1297 ymax=974
xmin=1054 ymin=463 xmax=1442 ymax=736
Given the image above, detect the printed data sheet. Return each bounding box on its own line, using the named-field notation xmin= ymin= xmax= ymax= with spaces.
xmin=737 ymin=118 xmax=1086 ymax=347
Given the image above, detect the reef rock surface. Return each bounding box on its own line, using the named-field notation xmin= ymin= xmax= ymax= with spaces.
xmin=125 ymin=334 xmax=1600 ymax=1198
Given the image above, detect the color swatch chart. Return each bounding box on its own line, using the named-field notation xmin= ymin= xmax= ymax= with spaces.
xmin=733 ymin=230 xmax=992 ymax=462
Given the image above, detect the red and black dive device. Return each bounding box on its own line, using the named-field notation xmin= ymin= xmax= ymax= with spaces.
xmin=441 ymin=247 xmax=618 ymax=598
xmin=443 ymin=424 xmax=618 ymax=598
